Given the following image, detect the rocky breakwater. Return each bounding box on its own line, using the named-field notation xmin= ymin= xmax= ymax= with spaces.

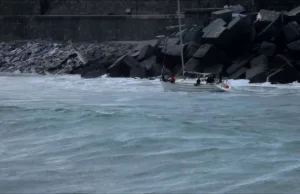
xmin=3 ymin=5 xmax=300 ymax=84
xmin=0 ymin=41 xmax=139 ymax=78
xmin=152 ymin=5 xmax=300 ymax=84
xmin=99 ymin=5 xmax=300 ymax=84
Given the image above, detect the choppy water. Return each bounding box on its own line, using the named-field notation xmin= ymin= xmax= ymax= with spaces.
xmin=1 ymin=74 xmax=300 ymax=193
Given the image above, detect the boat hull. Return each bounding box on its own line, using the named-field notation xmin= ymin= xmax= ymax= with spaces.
xmin=160 ymin=80 xmax=231 ymax=92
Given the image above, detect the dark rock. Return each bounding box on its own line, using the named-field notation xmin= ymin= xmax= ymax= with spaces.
xmin=161 ymin=68 xmax=172 ymax=76
xmin=182 ymin=26 xmax=203 ymax=44
xmin=227 ymin=15 xmax=243 ymax=32
xmin=202 ymin=26 xmax=228 ymax=45
xmin=184 ymin=58 xmax=201 ymax=72
xmin=226 ymin=4 xmax=245 ymax=14
xmin=147 ymin=62 xmax=162 ymax=77
xmin=137 ymin=44 xmax=156 ymax=61
xmin=284 ymin=22 xmax=300 ymax=43
xmin=268 ymin=64 xmax=300 ymax=84
xmin=211 ymin=9 xmax=233 ymax=24
xmin=258 ymin=42 xmax=277 ymax=57
xmin=217 ymin=50 xmax=232 ymax=65
xmin=78 ymin=59 xmax=113 ymax=78
xmin=226 ymin=15 xmax=255 ymax=56
xmin=123 ymin=55 xmax=140 ymax=68
xmin=282 ymin=11 xmax=295 ymax=25
xmin=269 ymin=54 xmax=294 ymax=69
xmin=246 ymin=65 xmax=267 ymax=80
xmin=255 ymin=9 xmax=282 ymax=42
xmin=161 ymin=45 xmax=182 ymax=56
xmin=287 ymin=40 xmax=300 ymax=51
xmin=185 ymin=43 xmax=200 ymax=58
xmin=289 ymin=6 xmax=300 ymax=18
xmin=81 ymin=65 xmax=107 ymax=79
xmin=203 ymin=64 xmax=223 ymax=74
xmin=193 ymin=44 xmax=217 ymax=60
xmin=250 ymin=55 xmax=268 ymax=68
xmin=107 ymin=55 xmax=139 ymax=77
xmin=130 ymin=66 xmax=146 ymax=78
xmin=130 ymin=49 xmax=141 ymax=58
xmin=294 ymin=60 xmax=300 ymax=72
xmin=161 ymin=55 xmax=182 ymax=71
xmin=139 ymin=56 xmax=162 ymax=78
xmin=140 ymin=56 xmax=156 ymax=70
xmin=203 ymin=18 xmax=226 ymax=34
xmin=227 ymin=55 xmax=254 ymax=75
xmin=257 ymin=9 xmax=281 ymax=23
xmin=228 ymin=67 xmax=247 ymax=79
xmin=249 ymin=72 xmax=268 ymax=83
xmin=0 ymin=41 xmax=137 ymax=76
xmin=266 ymin=54 xmax=300 ymax=84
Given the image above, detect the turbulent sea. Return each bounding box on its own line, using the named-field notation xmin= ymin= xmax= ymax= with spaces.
xmin=1 ymin=74 xmax=300 ymax=193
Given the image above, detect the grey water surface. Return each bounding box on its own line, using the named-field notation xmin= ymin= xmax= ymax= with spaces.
xmin=1 ymin=74 xmax=300 ymax=193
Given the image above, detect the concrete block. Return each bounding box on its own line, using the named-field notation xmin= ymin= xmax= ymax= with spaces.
xmin=228 ymin=67 xmax=247 ymax=79
xmin=284 ymin=22 xmax=300 ymax=43
xmin=211 ymin=9 xmax=233 ymax=24
xmin=250 ymin=55 xmax=268 ymax=68
xmin=258 ymin=42 xmax=277 ymax=57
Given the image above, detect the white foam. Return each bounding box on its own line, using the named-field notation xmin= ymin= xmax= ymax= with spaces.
xmin=229 ymin=79 xmax=300 ymax=90
xmin=1 ymin=75 xmax=300 ymax=101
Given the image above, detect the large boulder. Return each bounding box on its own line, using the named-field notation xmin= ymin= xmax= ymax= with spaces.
xmin=284 ymin=21 xmax=300 ymax=43
xmin=80 ymin=60 xmax=109 ymax=79
xmin=258 ymin=41 xmax=277 ymax=57
xmin=250 ymin=55 xmax=268 ymax=68
xmin=184 ymin=58 xmax=201 ymax=72
xmin=269 ymin=54 xmax=295 ymax=69
xmin=249 ymin=72 xmax=268 ymax=83
xmin=182 ymin=26 xmax=203 ymax=44
xmin=193 ymin=44 xmax=217 ymax=62
xmin=203 ymin=18 xmax=226 ymax=34
xmin=246 ymin=65 xmax=267 ymax=80
xmin=107 ymin=55 xmax=140 ymax=77
xmin=227 ymin=54 xmax=254 ymax=75
xmin=268 ymin=65 xmax=300 ymax=84
xmin=185 ymin=42 xmax=200 ymax=58
xmin=288 ymin=6 xmax=300 ymax=22
xmin=255 ymin=9 xmax=283 ymax=42
xmin=137 ymin=44 xmax=156 ymax=61
xmin=130 ymin=66 xmax=147 ymax=78
xmin=211 ymin=9 xmax=233 ymax=24
xmin=267 ymin=55 xmax=300 ymax=84
xmin=203 ymin=64 xmax=223 ymax=74
xmin=287 ymin=40 xmax=300 ymax=51
xmin=228 ymin=67 xmax=247 ymax=79
xmin=140 ymin=56 xmax=162 ymax=77
xmin=226 ymin=15 xmax=254 ymax=55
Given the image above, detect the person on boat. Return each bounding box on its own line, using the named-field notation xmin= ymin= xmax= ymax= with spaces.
xmin=206 ymin=74 xmax=215 ymax=84
xmin=161 ymin=74 xmax=168 ymax=82
xmin=219 ymin=74 xmax=222 ymax=83
xmin=194 ymin=78 xmax=200 ymax=86
xmin=170 ymin=74 xmax=175 ymax=83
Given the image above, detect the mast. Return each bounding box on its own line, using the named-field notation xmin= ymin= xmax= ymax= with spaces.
xmin=177 ymin=0 xmax=185 ymax=78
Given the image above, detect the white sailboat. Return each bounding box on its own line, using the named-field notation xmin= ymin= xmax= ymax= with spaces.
xmin=159 ymin=0 xmax=232 ymax=93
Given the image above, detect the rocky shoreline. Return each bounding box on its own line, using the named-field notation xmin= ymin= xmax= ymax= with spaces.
xmin=2 ymin=5 xmax=300 ymax=84
xmin=0 ymin=40 xmax=139 ymax=76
